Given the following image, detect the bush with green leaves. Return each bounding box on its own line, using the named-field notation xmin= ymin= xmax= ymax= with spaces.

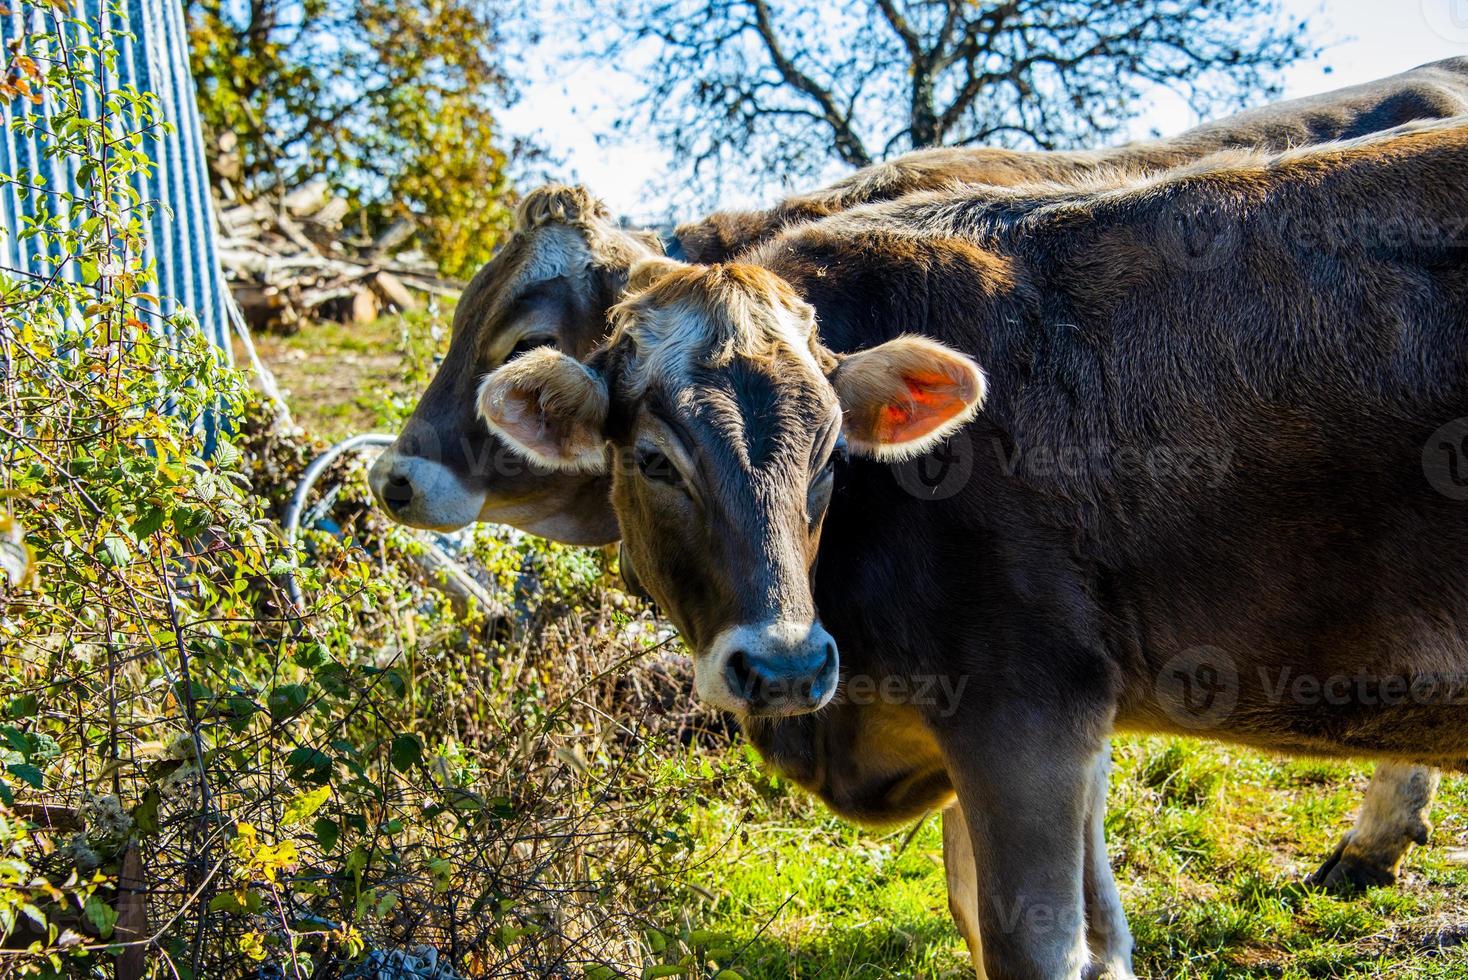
xmin=0 ymin=5 xmax=744 ymax=976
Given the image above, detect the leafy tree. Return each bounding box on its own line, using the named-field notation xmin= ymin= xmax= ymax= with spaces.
xmin=185 ymin=0 xmax=518 ymax=277
xmin=585 ymin=0 xmax=1319 ymax=195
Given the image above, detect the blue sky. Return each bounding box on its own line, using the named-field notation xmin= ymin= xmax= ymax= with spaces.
xmin=500 ymin=0 xmax=1468 ymax=222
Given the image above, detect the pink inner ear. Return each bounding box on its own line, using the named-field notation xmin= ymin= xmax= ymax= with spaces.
xmin=876 ymin=371 xmax=970 ymax=445
xmin=495 ymin=387 xmax=555 ymax=456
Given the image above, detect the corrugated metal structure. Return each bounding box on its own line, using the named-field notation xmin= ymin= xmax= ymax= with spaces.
xmin=1 ymin=0 xmax=234 ymax=360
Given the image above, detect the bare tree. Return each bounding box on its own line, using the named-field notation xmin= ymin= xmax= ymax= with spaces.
xmin=585 ymin=0 xmax=1319 ymax=196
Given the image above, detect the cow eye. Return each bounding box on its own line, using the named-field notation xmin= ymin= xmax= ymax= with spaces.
xmin=807 ymin=440 xmax=844 ymax=528
xmin=506 ymin=335 xmax=556 ymax=361
xmin=807 ymin=463 xmax=835 ymax=528
xmin=637 ymin=448 xmax=684 ymax=488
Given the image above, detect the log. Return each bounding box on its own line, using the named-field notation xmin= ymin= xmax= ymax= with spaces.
xmin=369 ymin=271 xmax=418 ymax=312
xmin=351 ymin=286 xmax=380 ymax=324
xmin=214 ymin=184 xmax=459 ymax=332
xmin=115 ymin=844 xmax=148 ymax=980
xmin=283 ymin=180 xmax=332 ymax=218
xmin=370 ymin=218 xmax=416 ymax=256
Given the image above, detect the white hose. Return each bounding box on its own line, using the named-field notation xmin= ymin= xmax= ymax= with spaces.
xmin=280 ymin=434 xmax=496 ymax=616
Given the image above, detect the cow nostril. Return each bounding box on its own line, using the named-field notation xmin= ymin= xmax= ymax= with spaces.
xmin=725 ymin=649 xmax=758 ymax=702
xmin=381 ymin=473 xmax=414 ymax=511
xmin=806 ymin=641 xmax=839 ymax=703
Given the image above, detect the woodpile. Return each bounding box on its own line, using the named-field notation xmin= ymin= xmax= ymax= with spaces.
xmin=216 ymin=182 xmax=460 ymax=333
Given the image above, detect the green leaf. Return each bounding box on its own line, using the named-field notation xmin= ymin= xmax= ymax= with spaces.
xmin=5 ymin=695 xmax=38 ymax=719
xmin=313 ymin=817 xmax=339 ymax=852
xmin=172 ymin=680 xmax=212 ymax=704
xmin=0 ymin=779 xmax=12 ymax=807
xmin=132 ymin=788 xmax=161 ymax=835
xmin=267 ymin=683 xmax=309 ymax=721
xmin=283 ymin=786 xmax=331 ymax=825
xmin=365 ymin=666 xmax=406 ymax=698
xmin=128 ymin=504 xmax=167 ymax=540
xmin=170 ymin=506 xmax=209 ymax=539
xmin=0 ymin=727 xmax=30 ymax=757
xmin=344 ymin=846 xmax=369 ymax=878
xmin=223 ymin=695 xmax=257 ymax=731
xmin=83 ymin=895 xmax=116 ymax=939
xmin=101 ymin=534 xmax=131 ymax=567
xmin=208 ymin=892 xmax=243 ymax=914
xmin=642 ymin=967 xmax=686 ymax=979
xmin=293 ymin=643 xmax=327 ymax=670
xmin=390 ymin=734 xmax=423 ymax=773
xmin=316 ymin=664 xmax=350 ymax=699
xmin=285 ymin=747 xmax=331 ymax=785
xmin=8 ymin=763 xmax=42 ymax=789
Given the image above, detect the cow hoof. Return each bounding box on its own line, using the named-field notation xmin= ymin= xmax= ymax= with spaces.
xmin=1309 ymin=838 xmax=1399 ymax=892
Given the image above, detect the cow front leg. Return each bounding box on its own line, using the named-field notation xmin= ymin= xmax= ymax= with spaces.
xmin=1079 ymin=749 xmax=1133 ymax=980
xmin=940 ymin=714 xmax=1103 ymax=980
xmin=942 ymin=804 xmax=986 ymax=977
xmin=944 ymin=745 xmax=1134 ymax=980
xmin=1310 ymin=762 xmax=1440 ymax=891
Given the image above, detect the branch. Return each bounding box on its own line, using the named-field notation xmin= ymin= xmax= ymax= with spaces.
xmin=873 ymin=0 xmax=922 ymax=62
xmin=747 ymin=0 xmax=872 ymax=167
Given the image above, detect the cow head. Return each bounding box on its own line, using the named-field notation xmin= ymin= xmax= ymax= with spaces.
xmin=368 ymin=185 xmax=659 ymax=543
xmin=479 ymin=257 xmax=985 ymax=717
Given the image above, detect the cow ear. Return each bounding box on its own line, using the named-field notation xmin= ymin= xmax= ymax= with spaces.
xmin=833 ymin=336 xmax=985 ymax=461
xmin=478 ymin=348 xmax=610 ymax=473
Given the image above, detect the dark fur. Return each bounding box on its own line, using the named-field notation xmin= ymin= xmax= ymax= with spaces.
xmin=758 ymin=121 xmax=1468 ymax=761
xmin=639 ymin=120 xmax=1468 ymax=977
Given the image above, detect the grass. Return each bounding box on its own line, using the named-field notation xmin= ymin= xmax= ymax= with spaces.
xmin=680 ymin=738 xmax=1466 ymax=979
xmin=685 ymin=803 xmax=966 ymax=977
xmin=238 ymin=305 xmax=449 ymax=440
xmin=247 ymin=320 xmax=1467 ymax=978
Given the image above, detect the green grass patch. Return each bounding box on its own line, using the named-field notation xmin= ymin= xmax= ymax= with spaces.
xmin=681 ymin=736 xmax=1465 ymax=979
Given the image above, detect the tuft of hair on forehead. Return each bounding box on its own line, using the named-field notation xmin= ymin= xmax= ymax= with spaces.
xmin=489 ymin=184 xmax=661 ymax=307
xmin=514 ymin=184 xmax=609 ymax=232
xmin=609 ymin=259 xmax=822 ymax=394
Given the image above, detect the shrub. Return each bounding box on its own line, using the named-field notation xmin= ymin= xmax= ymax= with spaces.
xmin=1 ymin=5 xmax=730 ymax=975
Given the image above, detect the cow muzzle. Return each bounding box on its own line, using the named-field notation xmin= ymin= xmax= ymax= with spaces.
xmin=698 ymin=620 xmax=839 ymax=717
xmin=368 ymin=447 xmax=486 ymax=531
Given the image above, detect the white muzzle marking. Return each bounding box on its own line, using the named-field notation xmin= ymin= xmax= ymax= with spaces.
xmin=368 ymin=448 xmax=487 ymax=532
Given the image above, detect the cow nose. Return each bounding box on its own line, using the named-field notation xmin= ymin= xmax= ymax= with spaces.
xmin=721 ymin=631 xmax=838 ymax=714
xmin=380 ymin=472 xmax=415 ymax=512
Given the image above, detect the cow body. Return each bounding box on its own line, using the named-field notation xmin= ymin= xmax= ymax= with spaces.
xmin=379 ymin=66 xmax=1468 ymax=978
xmin=770 ymin=119 xmax=1468 ymax=762
xmin=481 ymin=118 xmax=1468 ymax=978
xmin=739 ymin=119 xmax=1468 ymax=976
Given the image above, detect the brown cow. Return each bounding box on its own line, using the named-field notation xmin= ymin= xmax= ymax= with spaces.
xmin=371 ymin=61 xmax=1468 ymax=972
xmin=478 ymin=117 xmax=1468 ymax=978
